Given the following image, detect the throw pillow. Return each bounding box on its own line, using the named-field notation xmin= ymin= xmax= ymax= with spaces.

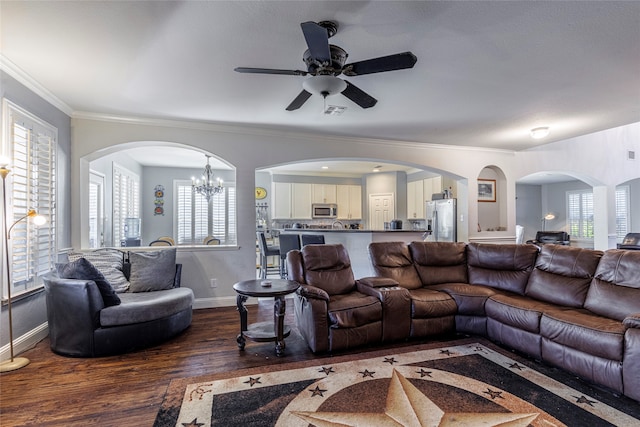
xmin=68 ymin=249 xmax=130 ymax=292
xmin=128 ymin=248 xmax=177 ymax=292
xmin=57 ymin=258 xmax=121 ymax=306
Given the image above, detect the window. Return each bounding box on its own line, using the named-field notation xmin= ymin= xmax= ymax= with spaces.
xmin=89 ymin=171 xmax=105 ymax=248
xmin=112 ymin=164 xmax=140 ymax=245
xmin=2 ymin=99 xmax=57 ymax=297
xmin=567 ymin=190 xmax=593 ymax=239
xmin=616 ymin=185 xmax=630 ymax=240
xmin=175 ymin=180 xmax=236 ymax=245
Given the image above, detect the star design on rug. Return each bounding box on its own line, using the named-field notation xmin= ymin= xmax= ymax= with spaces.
xmin=509 ymin=362 xmax=525 ymax=370
xmin=293 ymin=369 xmax=538 ymax=426
xmin=181 ymin=418 xmax=204 ymax=427
xmin=483 ymin=388 xmax=504 ymax=400
xmin=243 ymin=377 xmax=261 ymax=387
xmin=319 ymin=367 xmax=335 ymax=376
xmin=574 ymin=395 xmax=597 ymax=406
xmin=359 ymin=369 xmax=375 ymax=378
xmin=439 ymin=349 xmax=453 ymax=356
xmin=383 ymin=357 xmax=397 ymax=365
xmin=416 ymin=368 xmax=432 ymax=378
xmin=310 ymin=385 xmax=328 ymax=397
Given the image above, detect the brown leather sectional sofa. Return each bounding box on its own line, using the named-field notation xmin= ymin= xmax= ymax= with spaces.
xmin=287 ymin=241 xmax=640 ymax=402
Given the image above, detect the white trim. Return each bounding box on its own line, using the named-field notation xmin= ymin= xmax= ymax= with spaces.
xmin=0 ymin=55 xmax=73 ymax=116
xmin=0 ymin=322 xmax=48 ymax=361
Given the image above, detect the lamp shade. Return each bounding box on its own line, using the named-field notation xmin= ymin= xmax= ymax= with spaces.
xmin=302 ymin=76 xmax=347 ymax=96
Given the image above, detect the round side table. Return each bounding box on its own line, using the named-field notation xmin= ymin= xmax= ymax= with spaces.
xmin=233 ymin=279 xmax=299 ymax=357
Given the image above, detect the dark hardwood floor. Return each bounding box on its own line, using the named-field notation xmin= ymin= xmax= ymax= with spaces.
xmin=0 ymin=301 xmax=431 ymax=426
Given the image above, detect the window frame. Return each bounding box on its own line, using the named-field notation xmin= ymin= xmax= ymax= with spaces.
xmin=615 ymin=185 xmax=630 ymax=241
xmin=112 ymin=163 xmax=140 ymax=246
xmin=566 ymin=189 xmax=594 ymax=239
xmin=1 ymin=98 xmax=57 ymax=299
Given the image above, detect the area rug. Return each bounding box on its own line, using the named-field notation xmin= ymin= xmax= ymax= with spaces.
xmin=154 ymin=339 xmax=640 ymax=427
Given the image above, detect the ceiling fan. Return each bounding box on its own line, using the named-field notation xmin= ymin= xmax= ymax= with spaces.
xmin=234 ymin=21 xmax=417 ymax=111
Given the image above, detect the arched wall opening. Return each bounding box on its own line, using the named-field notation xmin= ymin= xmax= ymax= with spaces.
xmin=80 ymin=141 xmax=236 ymax=248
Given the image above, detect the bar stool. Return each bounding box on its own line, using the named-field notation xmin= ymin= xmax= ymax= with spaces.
xmin=278 ymin=233 xmax=301 ymax=279
xmin=256 ymin=231 xmax=280 ymax=279
xmin=300 ymin=234 xmax=325 ymax=246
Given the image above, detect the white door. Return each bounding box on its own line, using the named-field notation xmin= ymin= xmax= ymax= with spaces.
xmin=89 ymin=170 xmax=105 ymax=248
xmin=369 ymin=193 xmax=395 ymax=230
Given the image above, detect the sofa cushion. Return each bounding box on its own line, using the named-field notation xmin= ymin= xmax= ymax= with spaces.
xmin=327 ymin=292 xmax=381 ymax=328
xmin=129 ymin=249 xmax=177 ymax=292
xmin=429 ymin=283 xmax=499 ymax=316
xmin=407 ymin=288 xmax=457 ymax=318
xmin=540 ymin=308 xmax=625 ymax=361
xmin=368 ymin=242 xmax=422 ymax=290
xmin=56 ymin=258 xmax=121 ymax=307
xmin=302 ymin=244 xmax=355 ymax=295
xmin=485 ymin=294 xmax=558 ymax=333
xmin=584 ymin=250 xmax=640 ymax=321
xmin=467 ymin=243 xmax=539 ymax=295
xmin=100 ymin=287 xmax=193 ymax=327
xmin=409 ymin=242 xmax=468 ymax=286
xmin=68 ymin=248 xmax=129 ymax=292
xmin=525 ymin=245 xmax=602 ymax=308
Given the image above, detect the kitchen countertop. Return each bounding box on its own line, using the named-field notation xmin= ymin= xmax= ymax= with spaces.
xmin=278 ymin=228 xmax=426 ymax=233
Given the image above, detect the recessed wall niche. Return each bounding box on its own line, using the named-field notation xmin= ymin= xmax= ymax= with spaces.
xmin=477 ymin=166 xmax=507 ymax=232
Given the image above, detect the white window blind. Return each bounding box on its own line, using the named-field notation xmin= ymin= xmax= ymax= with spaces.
xmin=112 ymin=164 xmax=140 ymax=245
xmin=3 ymin=100 xmax=57 ymax=296
xmin=567 ymin=190 xmax=594 ymax=239
xmin=174 ymin=180 xmax=236 ymax=245
xmin=616 ymin=186 xmax=630 ymax=240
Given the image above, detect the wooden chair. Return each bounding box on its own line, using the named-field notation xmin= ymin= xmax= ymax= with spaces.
xmin=156 ymin=236 xmax=175 ymax=246
xmin=203 ymin=236 xmax=221 ymax=245
xmin=149 ymin=239 xmax=172 ymax=246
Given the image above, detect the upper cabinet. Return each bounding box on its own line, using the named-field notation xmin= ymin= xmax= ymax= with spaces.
xmin=336 ymin=185 xmax=362 ymax=220
xmin=272 ymin=182 xmax=312 ymax=219
xmin=407 ymin=177 xmax=442 ymax=219
xmin=312 ymin=184 xmax=337 ymax=204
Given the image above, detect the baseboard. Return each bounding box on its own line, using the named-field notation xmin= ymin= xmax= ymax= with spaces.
xmin=0 ymin=322 xmax=49 ymax=361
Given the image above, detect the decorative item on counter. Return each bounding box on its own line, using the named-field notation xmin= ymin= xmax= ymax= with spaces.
xmin=154 ymin=185 xmax=165 ymax=216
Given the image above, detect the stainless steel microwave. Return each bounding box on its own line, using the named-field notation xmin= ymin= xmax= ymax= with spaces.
xmin=312 ymin=203 xmax=338 ymax=219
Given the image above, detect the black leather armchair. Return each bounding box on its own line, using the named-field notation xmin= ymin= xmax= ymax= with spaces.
xmin=526 ymin=231 xmax=570 ymax=246
xmin=43 ymin=262 xmax=192 ymax=357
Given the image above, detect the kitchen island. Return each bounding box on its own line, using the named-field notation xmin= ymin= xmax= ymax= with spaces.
xmin=279 ymin=229 xmax=426 ymax=278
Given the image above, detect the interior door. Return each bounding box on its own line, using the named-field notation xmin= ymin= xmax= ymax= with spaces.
xmin=369 ymin=193 xmax=395 ymax=230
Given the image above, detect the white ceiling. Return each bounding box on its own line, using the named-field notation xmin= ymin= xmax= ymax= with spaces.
xmin=1 ymin=1 xmax=639 ymax=179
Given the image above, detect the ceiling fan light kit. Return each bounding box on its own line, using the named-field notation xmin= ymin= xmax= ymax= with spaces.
xmin=235 ymin=20 xmax=417 ymax=112
xmin=530 ymin=126 xmax=550 ymax=139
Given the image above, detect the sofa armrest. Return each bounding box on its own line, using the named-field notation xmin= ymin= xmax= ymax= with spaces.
xmin=43 ymin=275 xmax=106 ymax=357
xmin=624 ymin=313 xmax=640 ymax=329
xmin=296 ymin=284 xmax=330 ymax=302
xmin=358 ymin=277 xmax=399 ymax=288
xmin=357 ymin=282 xmax=411 ymax=342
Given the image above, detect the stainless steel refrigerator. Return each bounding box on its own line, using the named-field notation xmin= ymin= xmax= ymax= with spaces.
xmin=425 ymin=199 xmax=457 ymax=242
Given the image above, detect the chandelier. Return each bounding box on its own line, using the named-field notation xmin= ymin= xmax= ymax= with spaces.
xmin=192 ymin=155 xmax=223 ymax=201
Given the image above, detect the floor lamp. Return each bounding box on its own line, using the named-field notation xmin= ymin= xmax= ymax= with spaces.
xmin=1 ymin=162 xmax=46 ymax=372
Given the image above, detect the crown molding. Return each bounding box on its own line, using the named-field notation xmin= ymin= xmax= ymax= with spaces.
xmin=0 ymin=55 xmax=73 ymax=116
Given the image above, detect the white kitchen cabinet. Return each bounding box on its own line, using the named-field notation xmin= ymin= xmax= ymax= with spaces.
xmin=272 ymin=182 xmax=312 ymax=219
xmin=336 ymin=185 xmax=362 ymax=220
xmin=312 ymin=184 xmax=337 ymax=204
xmin=423 ymin=176 xmax=443 ymax=202
xmin=272 ymin=182 xmax=292 ymax=219
xmin=407 ymin=180 xmax=425 ymax=219
xmin=292 ymin=183 xmax=312 ymax=219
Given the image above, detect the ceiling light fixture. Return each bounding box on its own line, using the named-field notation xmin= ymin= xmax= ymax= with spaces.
xmin=191 ymin=154 xmax=223 ymax=201
xmin=530 ymin=127 xmax=550 ymax=139
xmin=321 ymin=166 xmax=329 ymax=170
xmin=302 ymin=75 xmax=347 ymax=97
xmin=372 ymin=165 xmax=382 ymax=173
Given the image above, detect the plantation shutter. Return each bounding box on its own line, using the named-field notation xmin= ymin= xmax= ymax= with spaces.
xmin=112 ymin=164 xmax=140 ymax=245
xmin=567 ymin=190 xmax=594 ymax=239
xmin=4 ymin=101 xmax=57 ymax=294
xmin=615 ymin=186 xmax=630 ymax=239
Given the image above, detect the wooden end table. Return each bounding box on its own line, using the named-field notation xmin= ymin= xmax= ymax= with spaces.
xmin=233 ymin=279 xmax=299 ymax=357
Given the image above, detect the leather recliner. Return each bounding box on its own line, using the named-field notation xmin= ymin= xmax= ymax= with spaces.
xmin=286 ymin=244 xmax=385 ymax=353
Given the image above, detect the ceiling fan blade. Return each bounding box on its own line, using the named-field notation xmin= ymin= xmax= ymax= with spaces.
xmin=342 ymin=52 xmax=417 ymax=76
xmin=341 ymin=81 xmax=377 ymax=109
xmin=234 ymin=67 xmax=307 ymax=76
xmin=286 ymin=90 xmax=312 ymax=111
xmin=300 ymin=21 xmax=331 ymax=63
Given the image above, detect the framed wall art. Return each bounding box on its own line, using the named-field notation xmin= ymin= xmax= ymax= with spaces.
xmin=478 ymin=179 xmax=496 ymax=202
